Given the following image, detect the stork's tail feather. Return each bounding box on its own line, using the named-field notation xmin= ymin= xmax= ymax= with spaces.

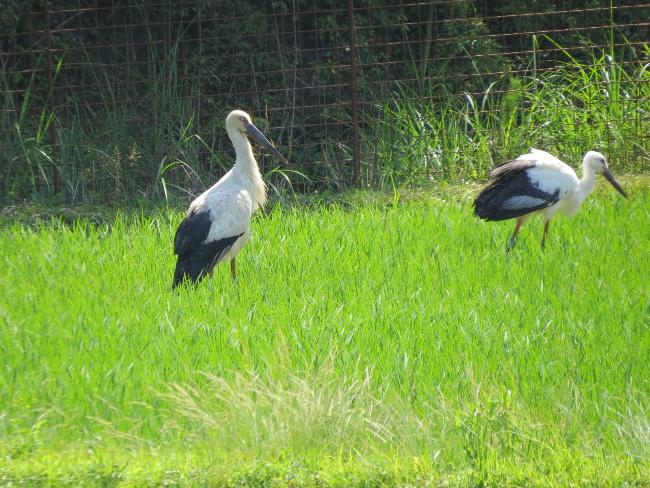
xmin=172 ymin=254 xmax=214 ymax=289
xmin=171 ymin=233 xmax=244 ymax=290
xmin=473 ymin=184 xmax=513 ymax=221
xmin=172 ymin=257 xmax=197 ymax=289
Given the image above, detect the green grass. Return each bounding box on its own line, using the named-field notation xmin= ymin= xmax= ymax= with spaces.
xmin=0 ymin=182 xmax=649 ymax=486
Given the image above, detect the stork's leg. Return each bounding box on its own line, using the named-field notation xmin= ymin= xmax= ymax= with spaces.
xmin=506 ymin=217 xmax=525 ymax=251
xmin=230 ymin=258 xmax=237 ymax=282
xmin=541 ymin=220 xmax=550 ymax=249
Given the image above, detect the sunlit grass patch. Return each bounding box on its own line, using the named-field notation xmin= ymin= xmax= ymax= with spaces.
xmin=0 ymin=185 xmax=648 ymax=485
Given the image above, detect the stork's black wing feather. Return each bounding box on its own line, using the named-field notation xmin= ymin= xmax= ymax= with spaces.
xmin=174 ymin=208 xmax=212 ymax=257
xmin=473 ymin=162 xmax=560 ymax=221
xmin=172 ymin=208 xmax=242 ymax=288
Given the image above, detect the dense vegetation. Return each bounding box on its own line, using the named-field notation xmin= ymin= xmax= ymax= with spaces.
xmin=1 ymin=1 xmax=648 ymax=202
xmin=1 ymin=184 xmax=649 ymax=485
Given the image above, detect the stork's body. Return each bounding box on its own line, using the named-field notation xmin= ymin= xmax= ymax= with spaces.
xmin=474 ymin=149 xmax=627 ymax=250
xmin=172 ymin=110 xmax=286 ymax=288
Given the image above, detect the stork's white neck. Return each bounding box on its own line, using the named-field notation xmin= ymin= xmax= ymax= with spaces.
xmin=579 ymin=160 xmax=597 ymax=195
xmin=227 ymin=126 xmax=267 ymax=210
xmin=228 ymin=128 xmax=256 ymax=170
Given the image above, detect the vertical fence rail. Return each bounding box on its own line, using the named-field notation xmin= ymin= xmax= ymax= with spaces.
xmin=42 ymin=0 xmax=61 ymax=194
xmin=347 ymin=0 xmax=360 ymax=188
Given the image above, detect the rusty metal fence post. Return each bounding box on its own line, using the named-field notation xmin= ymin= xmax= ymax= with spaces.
xmin=347 ymin=0 xmax=360 ymax=188
xmin=43 ymin=0 xmax=60 ymax=193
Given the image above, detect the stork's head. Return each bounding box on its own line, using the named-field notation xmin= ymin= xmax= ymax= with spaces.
xmin=226 ymin=110 xmax=288 ymax=164
xmin=583 ymin=151 xmax=627 ymax=198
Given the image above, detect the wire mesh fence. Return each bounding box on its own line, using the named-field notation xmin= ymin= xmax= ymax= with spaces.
xmin=1 ymin=1 xmax=648 ymax=203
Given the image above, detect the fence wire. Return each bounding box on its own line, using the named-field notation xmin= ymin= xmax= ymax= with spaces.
xmin=1 ymin=1 xmax=648 ymax=203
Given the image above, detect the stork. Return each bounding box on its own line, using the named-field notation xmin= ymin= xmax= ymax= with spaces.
xmin=172 ymin=110 xmax=287 ymax=288
xmin=473 ymin=149 xmax=627 ymax=250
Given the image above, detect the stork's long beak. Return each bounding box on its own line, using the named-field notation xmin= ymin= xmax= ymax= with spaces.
xmin=602 ymin=167 xmax=627 ymax=198
xmin=245 ymin=122 xmax=288 ymax=165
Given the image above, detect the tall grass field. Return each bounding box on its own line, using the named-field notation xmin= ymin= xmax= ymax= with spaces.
xmin=0 ymin=184 xmax=649 ymax=486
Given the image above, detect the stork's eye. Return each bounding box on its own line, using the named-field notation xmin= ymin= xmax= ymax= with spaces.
xmin=240 ymin=116 xmax=247 ymax=123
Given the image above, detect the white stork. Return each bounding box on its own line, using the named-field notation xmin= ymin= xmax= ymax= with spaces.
xmin=172 ymin=110 xmax=287 ymax=288
xmin=474 ymin=149 xmax=627 ymax=250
